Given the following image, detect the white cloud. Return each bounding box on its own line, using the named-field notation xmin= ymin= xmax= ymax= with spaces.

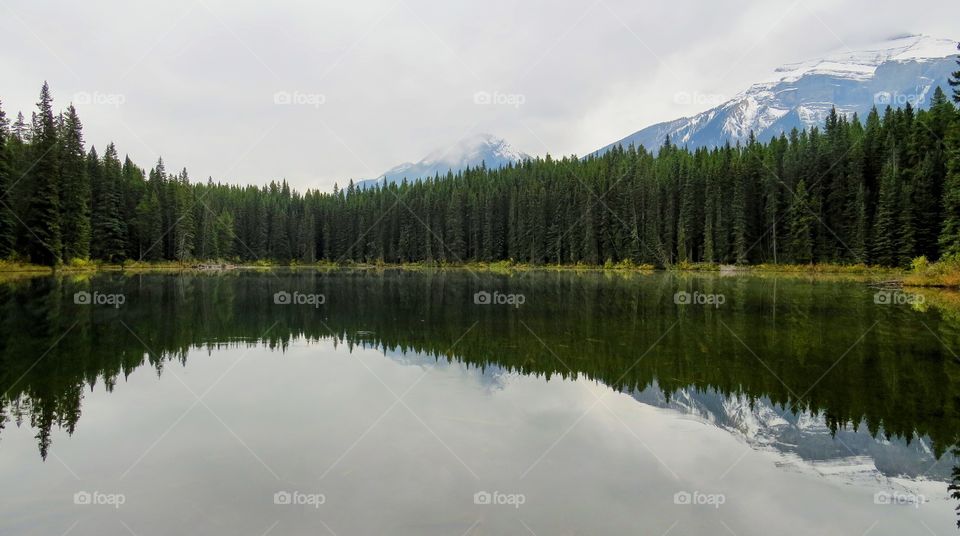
xmin=1 ymin=0 xmax=957 ymax=191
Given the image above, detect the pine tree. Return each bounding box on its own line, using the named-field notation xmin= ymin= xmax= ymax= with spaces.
xmin=24 ymin=83 xmax=61 ymax=265
xmin=851 ymin=182 xmax=868 ymax=262
xmin=171 ymin=169 xmax=195 ymax=261
xmin=786 ymin=179 xmax=814 ymax=263
xmin=702 ymin=174 xmax=716 ymax=263
xmin=940 ymin=123 xmax=960 ymax=257
xmin=58 ymin=105 xmax=90 ymax=261
xmin=92 ymin=143 xmax=127 ymax=262
xmin=0 ymin=101 xmax=14 ymax=258
xmin=134 ymin=190 xmax=163 ymax=260
xmin=872 ymin=154 xmax=902 ymax=266
xmin=732 ymin=171 xmax=749 ymax=264
xmin=676 ymin=166 xmax=696 ymax=263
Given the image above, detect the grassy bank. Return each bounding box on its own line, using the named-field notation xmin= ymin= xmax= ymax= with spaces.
xmin=2 ymin=257 xmax=957 ymax=287
xmin=667 ymin=261 xmax=901 ymax=276
xmin=902 ymin=255 xmax=960 ymax=288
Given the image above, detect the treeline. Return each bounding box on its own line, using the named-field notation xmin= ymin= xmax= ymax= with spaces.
xmin=2 ymin=77 xmax=960 ymax=268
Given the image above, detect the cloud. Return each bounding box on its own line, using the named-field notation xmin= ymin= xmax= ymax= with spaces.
xmin=1 ymin=0 xmax=957 ymax=191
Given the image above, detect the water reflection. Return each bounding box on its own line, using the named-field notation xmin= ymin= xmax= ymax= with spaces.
xmin=3 ymin=270 xmax=958 ymax=458
xmin=1 ymin=269 xmax=959 ymax=532
xmin=1 ymin=270 xmax=958 ymax=468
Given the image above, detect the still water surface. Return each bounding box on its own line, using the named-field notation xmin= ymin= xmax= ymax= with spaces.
xmin=0 ymin=269 xmax=958 ymax=535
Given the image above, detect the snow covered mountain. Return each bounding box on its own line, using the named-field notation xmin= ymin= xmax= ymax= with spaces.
xmin=595 ymin=34 xmax=959 ymax=155
xmin=356 ymin=133 xmax=530 ymax=189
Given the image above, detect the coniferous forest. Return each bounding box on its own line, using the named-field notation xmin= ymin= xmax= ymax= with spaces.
xmin=2 ymin=74 xmax=960 ymax=269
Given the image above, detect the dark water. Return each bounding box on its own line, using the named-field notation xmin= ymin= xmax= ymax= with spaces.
xmin=1 ymin=269 xmax=958 ymax=535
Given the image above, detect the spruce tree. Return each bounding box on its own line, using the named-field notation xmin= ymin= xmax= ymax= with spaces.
xmin=171 ymin=169 xmax=196 ymax=261
xmin=940 ymin=124 xmax=960 ymax=257
xmin=58 ymin=105 xmax=90 ymax=261
xmin=0 ymin=102 xmax=14 ymax=258
xmin=786 ymin=179 xmax=814 ymax=263
xmin=93 ymin=143 xmax=127 ymax=262
xmin=872 ymin=154 xmax=902 ymax=265
xmin=24 ymin=83 xmax=61 ymax=265
xmin=134 ymin=190 xmax=163 ymax=260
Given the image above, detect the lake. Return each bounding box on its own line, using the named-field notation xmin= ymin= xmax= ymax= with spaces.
xmin=1 ymin=269 xmax=958 ymax=535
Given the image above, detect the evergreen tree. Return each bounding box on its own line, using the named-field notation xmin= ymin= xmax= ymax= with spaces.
xmin=786 ymin=179 xmax=814 ymax=263
xmin=171 ymin=169 xmax=195 ymax=261
xmin=0 ymin=102 xmax=14 ymax=258
xmin=134 ymin=190 xmax=163 ymax=260
xmin=872 ymin=154 xmax=902 ymax=266
xmin=92 ymin=143 xmax=127 ymax=262
xmin=58 ymin=105 xmax=90 ymax=261
xmin=23 ymin=82 xmax=61 ymax=265
xmin=940 ymin=124 xmax=960 ymax=257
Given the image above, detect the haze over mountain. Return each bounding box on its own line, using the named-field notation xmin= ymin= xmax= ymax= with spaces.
xmin=356 ymin=133 xmax=530 ymax=189
xmin=594 ymin=34 xmax=959 ymax=155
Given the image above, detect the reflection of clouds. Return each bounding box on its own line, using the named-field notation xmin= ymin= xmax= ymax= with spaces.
xmin=1 ymin=339 xmax=955 ymax=534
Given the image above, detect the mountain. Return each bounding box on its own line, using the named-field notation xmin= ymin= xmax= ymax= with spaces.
xmin=356 ymin=133 xmax=530 ymax=189
xmin=595 ymin=34 xmax=959 ymax=155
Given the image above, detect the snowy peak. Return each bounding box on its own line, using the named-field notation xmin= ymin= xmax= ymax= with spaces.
xmin=596 ymin=34 xmax=959 ymax=155
xmin=759 ymin=34 xmax=958 ymax=85
xmin=420 ymin=133 xmax=527 ymax=170
xmin=358 ymin=133 xmax=530 ymax=189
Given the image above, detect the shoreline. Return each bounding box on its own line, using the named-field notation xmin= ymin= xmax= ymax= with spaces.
xmin=0 ymin=259 xmax=936 ymax=282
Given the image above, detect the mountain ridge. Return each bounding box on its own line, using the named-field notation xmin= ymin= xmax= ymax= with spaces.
xmin=594 ymin=34 xmax=959 ymax=155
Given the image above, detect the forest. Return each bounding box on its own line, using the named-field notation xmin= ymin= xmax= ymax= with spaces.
xmin=1 ymin=68 xmax=959 ymax=268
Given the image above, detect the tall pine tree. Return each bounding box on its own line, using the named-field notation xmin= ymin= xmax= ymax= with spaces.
xmin=24 ymin=82 xmax=61 ymax=265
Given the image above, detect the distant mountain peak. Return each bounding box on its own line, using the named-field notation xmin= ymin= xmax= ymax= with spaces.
xmin=595 ymin=34 xmax=959 ymax=156
xmin=357 ymin=133 xmax=529 ymax=189
xmin=759 ymin=34 xmax=958 ymax=85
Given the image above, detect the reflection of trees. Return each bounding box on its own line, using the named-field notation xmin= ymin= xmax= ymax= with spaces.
xmin=1 ymin=270 xmax=959 ymax=459
xmin=951 ymin=451 xmax=960 ymax=528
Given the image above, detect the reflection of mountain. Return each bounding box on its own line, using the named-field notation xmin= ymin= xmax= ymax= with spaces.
xmin=632 ymin=384 xmax=955 ymax=481
xmin=378 ymin=345 xmax=511 ymax=392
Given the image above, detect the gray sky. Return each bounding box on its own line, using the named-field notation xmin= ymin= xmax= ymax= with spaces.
xmin=1 ymin=0 xmax=958 ymax=191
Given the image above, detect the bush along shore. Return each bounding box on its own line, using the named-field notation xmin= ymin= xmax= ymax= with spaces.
xmin=5 ymin=257 xmax=951 ymax=284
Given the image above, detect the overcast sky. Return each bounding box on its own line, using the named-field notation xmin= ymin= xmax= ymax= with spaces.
xmin=1 ymin=0 xmax=958 ymax=191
